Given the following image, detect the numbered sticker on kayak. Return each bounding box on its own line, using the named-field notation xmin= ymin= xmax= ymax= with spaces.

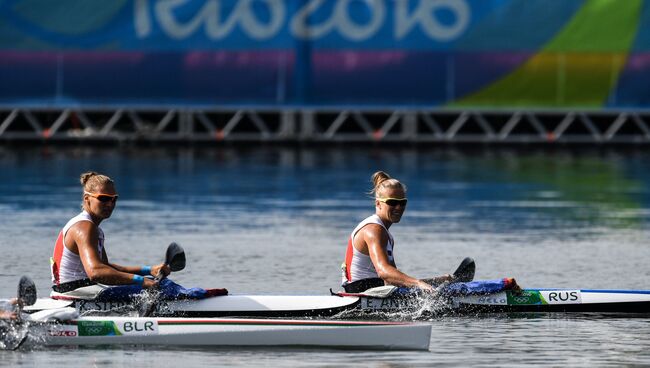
xmin=77 ymin=319 xmax=159 ymax=336
xmin=457 ymin=292 xmax=508 ymax=305
xmin=49 ymin=324 xmax=78 ymax=337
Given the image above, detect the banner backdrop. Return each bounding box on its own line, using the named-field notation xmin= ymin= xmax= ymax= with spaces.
xmin=0 ymin=0 xmax=648 ymax=108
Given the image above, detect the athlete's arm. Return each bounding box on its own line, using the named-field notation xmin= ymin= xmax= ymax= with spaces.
xmin=109 ymin=261 xmax=170 ymax=278
xmin=100 ymin=240 xmax=170 ymax=277
xmin=422 ymin=275 xmax=454 ymax=286
xmin=361 ymin=225 xmax=433 ymax=291
xmin=68 ymin=222 xmax=157 ymax=288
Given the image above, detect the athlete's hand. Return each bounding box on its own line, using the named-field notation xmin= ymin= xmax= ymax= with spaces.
xmin=416 ymin=280 xmax=435 ymax=292
xmin=151 ymin=263 xmax=171 ymax=278
xmin=0 ymin=311 xmax=17 ymax=320
xmin=142 ymin=278 xmax=158 ymax=289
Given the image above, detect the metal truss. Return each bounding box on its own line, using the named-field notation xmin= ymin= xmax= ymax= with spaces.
xmin=1 ymin=108 xmax=650 ymax=144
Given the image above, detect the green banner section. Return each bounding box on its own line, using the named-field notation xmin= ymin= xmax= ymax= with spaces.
xmin=452 ymin=0 xmax=643 ymax=108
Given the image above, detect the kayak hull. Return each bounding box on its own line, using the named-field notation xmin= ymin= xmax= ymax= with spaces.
xmin=43 ymin=317 xmax=432 ymax=350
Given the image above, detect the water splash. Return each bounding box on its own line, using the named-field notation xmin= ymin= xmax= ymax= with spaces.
xmin=331 ymin=292 xmax=457 ymax=321
xmin=0 ymin=320 xmax=29 ymax=350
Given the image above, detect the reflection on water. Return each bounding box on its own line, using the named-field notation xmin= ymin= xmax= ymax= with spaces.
xmin=0 ymin=146 xmax=649 ymax=365
xmin=478 ymin=152 xmax=647 ymax=228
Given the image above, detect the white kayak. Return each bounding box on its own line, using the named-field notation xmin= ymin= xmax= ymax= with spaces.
xmin=26 ymin=287 xmax=650 ymax=318
xmin=25 ymin=308 xmax=431 ymax=350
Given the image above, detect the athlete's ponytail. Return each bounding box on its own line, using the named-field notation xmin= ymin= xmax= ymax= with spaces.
xmin=370 ymin=171 xmax=406 ymax=198
xmin=80 ymin=171 xmax=114 ymax=193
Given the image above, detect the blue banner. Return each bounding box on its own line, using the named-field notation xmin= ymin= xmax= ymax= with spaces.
xmin=1 ymin=0 xmax=649 ymax=108
xmin=0 ymin=0 xmax=581 ymax=51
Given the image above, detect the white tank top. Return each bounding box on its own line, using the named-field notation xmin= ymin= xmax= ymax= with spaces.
xmin=346 ymin=214 xmax=395 ymax=283
xmin=57 ymin=211 xmax=105 ymax=283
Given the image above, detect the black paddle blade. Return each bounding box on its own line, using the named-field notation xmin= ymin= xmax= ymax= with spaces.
xmin=17 ymin=276 xmax=37 ymax=306
xmin=166 ymin=242 xmax=186 ymax=272
xmin=452 ymin=257 xmax=475 ymax=283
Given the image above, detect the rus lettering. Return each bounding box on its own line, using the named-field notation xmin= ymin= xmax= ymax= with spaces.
xmin=548 ymin=291 xmax=579 ymax=302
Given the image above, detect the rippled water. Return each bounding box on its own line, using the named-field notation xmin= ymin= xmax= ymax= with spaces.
xmin=1 ymin=146 xmax=649 ymax=366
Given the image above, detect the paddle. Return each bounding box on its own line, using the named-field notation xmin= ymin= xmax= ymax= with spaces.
xmin=451 ymin=257 xmax=475 ymax=283
xmin=17 ymin=276 xmax=37 ymax=308
xmin=141 ymin=242 xmax=185 ymax=317
xmin=426 ymin=257 xmax=475 ymax=286
xmin=3 ymin=276 xmax=38 ymax=350
xmin=156 ymin=242 xmax=186 ymax=280
xmin=427 ymin=257 xmax=475 ymax=296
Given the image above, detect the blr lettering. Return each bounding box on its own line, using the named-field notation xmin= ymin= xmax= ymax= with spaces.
xmin=123 ymin=321 xmax=155 ymax=332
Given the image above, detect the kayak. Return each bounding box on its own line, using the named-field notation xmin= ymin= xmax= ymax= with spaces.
xmin=26 ymin=287 xmax=650 ymax=318
xmin=156 ymin=288 xmax=650 ymax=316
xmin=5 ymin=277 xmax=432 ymax=351
xmin=26 ymin=309 xmax=431 ymax=350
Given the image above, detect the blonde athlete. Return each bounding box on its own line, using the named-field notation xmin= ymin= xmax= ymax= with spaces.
xmin=341 ymin=171 xmax=453 ymax=293
xmin=51 ymin=172 xmax=170 ymax=295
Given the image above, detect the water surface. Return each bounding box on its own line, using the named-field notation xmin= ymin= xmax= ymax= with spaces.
xmin=1 ymin=146 xmax=649 ymax=366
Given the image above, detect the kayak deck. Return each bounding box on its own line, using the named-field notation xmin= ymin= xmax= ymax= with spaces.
xmin=156 ymin=295 xmax=360 ymax=317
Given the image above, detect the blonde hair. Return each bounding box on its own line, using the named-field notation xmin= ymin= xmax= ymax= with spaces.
xmin=80 ymin=171 xmax=114 ymax=193
xmin=370 ymin=171 xmax=406 ymax=198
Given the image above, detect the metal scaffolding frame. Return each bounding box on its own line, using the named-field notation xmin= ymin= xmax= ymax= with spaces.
xmin=1 ymin=107 xmax=650 ymax=144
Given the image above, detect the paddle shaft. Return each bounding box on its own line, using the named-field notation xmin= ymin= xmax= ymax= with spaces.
xmin=142 ymin=242 xmax=186 ymax=317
